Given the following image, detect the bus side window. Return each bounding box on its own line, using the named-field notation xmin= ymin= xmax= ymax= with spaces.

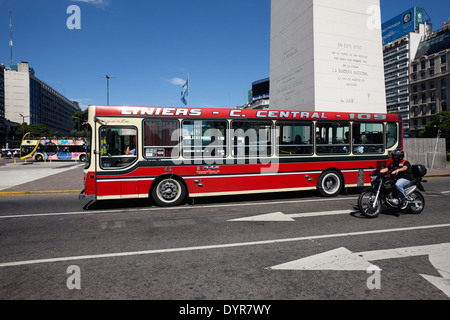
xmin=352 ymin=123 xmax=384 ymax=154
xmin=315 ymin=122 xmax=350 ymax=154
xmin=276 ymin=122 xmax=313 ymax=156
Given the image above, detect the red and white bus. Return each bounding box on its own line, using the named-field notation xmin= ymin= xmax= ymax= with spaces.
xmin=79 ymin=105 xmax=402 ymax=206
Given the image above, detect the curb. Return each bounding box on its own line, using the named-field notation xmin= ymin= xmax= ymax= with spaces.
xmin=0 ymin=190 xmax=81 ymax=197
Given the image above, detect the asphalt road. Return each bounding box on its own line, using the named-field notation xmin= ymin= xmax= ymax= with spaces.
xmin=0 ymin=169 xmax=449 ymax=307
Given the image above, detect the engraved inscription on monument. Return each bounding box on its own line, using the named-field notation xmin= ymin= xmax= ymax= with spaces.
xmin=331 ymin=42 xmax=369 ymax=90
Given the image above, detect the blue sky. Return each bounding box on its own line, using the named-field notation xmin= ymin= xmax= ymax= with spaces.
xmin=0 ymin=0 xmax=449 ymax=110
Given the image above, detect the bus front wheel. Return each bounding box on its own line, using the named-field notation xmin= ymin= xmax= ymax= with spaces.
xmin=317 ymin=170 xmax=343 ymax=197
xmin=151 ymin=177 xmax=186 ymax=206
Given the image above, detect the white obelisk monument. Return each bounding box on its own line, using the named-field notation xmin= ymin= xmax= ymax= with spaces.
xmin=270 ymin=0 xmax=386 ymax=113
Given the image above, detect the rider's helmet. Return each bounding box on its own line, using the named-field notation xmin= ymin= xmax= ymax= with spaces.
xmin=392 ymin=149 xmax=404 ymax=163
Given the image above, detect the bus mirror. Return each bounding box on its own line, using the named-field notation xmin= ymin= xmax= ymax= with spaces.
xmin=106 ymin=128 xmax=112 ymax=145
xmin=94 ymin=117 xmax=107 ymax=125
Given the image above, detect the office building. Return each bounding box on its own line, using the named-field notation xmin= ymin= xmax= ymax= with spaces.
xmin=382 ymin=7 xmax=428 ymax=135
xmin=409 ymin=20 xmax=450 ymax=137
xmin=0 ymin=63 xmax=5 ymax=145
xmin=3 ymin=62 xmax=80 ymax=135
xmin=244 ymin=78 xmax=270 ymax=109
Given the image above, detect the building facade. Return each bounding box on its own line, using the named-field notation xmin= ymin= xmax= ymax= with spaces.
xmin=382 ymin=7 xmax=428 ymax=135
xmin=3 ymin=62 xmax=80 ymax=136
xmin=0 ymin=64 xmax=5 ymax=141
xmin=409 ymin=21 xmax=450 ymax=137
xmin=244 ymin=78 xmax=270 ymax=109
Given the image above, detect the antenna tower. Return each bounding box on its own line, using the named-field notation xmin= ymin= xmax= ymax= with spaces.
xmin=9 ymin=8 xmax=13 ymax=65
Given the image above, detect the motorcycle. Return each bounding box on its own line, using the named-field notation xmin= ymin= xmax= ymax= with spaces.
xmin=358 ymin=164 xmax=427 ymax=218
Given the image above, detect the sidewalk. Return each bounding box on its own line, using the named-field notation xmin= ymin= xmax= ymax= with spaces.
xmin=0 ymin=160 xmax=85 ymax=194
xmin=424 ymin=166 xmax=450 ymax=177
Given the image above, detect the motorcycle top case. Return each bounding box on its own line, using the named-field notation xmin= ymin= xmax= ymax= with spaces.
xmin=412 ymin=164 xmax=427 ymax=177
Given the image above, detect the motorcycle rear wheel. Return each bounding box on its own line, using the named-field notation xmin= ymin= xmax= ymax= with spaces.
xmin=407 ymin=191 xmax=425 ymax=214
xmin=358 ymin=189 xmax=381 ymax=218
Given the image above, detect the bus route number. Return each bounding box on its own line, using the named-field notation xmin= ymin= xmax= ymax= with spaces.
xmin=349 ymin=114 xmax=386 ymax=120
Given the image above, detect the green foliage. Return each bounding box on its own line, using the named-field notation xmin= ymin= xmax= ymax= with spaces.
xmin=71 ymin=109 xmax=89 ymax=137
xmin=13 ymin=109 xmax=89 ymax=139
xmin=418 ymin=111 xmax=450 ymax=138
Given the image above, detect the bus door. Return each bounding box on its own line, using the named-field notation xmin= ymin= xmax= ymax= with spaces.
xmin=97 ymin=125 xmax=138 ymax=198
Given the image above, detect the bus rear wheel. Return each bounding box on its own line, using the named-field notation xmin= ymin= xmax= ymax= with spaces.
xmin=317 ymin=170 xmax=343 ymax=197
xmin=151 ymin=177 xmax=186 ymax=206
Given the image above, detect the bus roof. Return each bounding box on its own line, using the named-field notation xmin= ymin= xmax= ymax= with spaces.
xmin=91 ymin=105 xmax=400 ymax=122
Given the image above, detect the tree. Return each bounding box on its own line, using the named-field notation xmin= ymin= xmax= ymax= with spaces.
xmin=71 ymin=109 xmax=88 ymax=137
xmin=13 ymin=123 xmax=62 ymax=139
xmin=419 ymin=111 xmax=450 ymax=150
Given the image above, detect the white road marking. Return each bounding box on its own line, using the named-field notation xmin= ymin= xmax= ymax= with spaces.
xmin=268 ymin=243 xmax=450 ymax=298
xmin=1 ymin=223 xmax=449 ymax=268
xmin=0 ymin=197 xmax=356 ymax=219
xmin=228 ymin=210 xmax=353 ymax=221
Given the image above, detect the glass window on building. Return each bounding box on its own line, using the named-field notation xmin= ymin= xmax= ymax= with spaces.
xmin=422 ymin=106 xmax=427 ymax=115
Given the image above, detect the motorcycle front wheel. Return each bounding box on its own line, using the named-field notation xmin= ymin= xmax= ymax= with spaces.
xmin=407 ymin=191 xmax=425 ymax=214
xmin=358 ymin=189 xmax=382 ymax=218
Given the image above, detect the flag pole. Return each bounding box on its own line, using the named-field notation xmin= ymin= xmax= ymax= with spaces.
xmin=187 ymin=73 xmax=189 ymax=107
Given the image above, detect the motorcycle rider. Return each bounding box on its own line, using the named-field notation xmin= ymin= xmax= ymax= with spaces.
xmin=380 ymin=150 xmax=413 ymax=209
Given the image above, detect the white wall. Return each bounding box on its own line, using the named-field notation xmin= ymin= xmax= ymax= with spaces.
xmin=4 ymin=62 xmax=30 ymax=124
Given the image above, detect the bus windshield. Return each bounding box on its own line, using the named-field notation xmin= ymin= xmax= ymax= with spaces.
xmin=99 ymin=126 xmax=137 ymax=168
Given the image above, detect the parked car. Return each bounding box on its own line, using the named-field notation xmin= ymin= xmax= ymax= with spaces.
xmin=1 ymin=149 xmax=12 ymax=158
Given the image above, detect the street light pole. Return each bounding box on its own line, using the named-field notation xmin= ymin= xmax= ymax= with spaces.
xmin=101 ymin=75 xmax=116 ymax=105
xmin=19 ymin=113 xmax=28 ymax=138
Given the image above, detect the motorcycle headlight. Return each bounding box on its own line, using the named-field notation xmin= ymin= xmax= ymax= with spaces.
xmin=371 ymin=175 xmax=377 ymax=181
